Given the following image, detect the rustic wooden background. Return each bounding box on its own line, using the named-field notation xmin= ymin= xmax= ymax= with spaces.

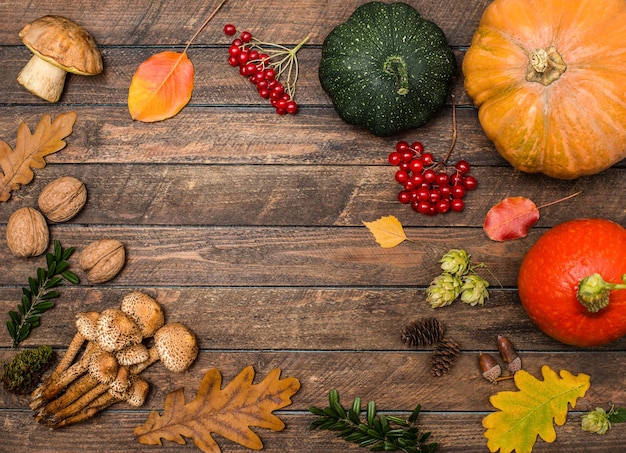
xmin=0 ymin=0 xmax=624 ymax=452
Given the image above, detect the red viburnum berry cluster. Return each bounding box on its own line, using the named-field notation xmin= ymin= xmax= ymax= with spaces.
xmin=224 ymin=24 xmax=309 ymax=115
xmin=388 ymin=140 xmax=477 ymax=215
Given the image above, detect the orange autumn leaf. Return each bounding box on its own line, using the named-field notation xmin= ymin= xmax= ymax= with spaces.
xmin=483 ymin=197 xmax=539 ymax=242
xmin=128 ymin=51 xmax=195 ymax=122
xmin=134 ymin=366 xmax=300 ymax=453
xmin=0 ymin=112 xmax=77 ymax=202
xmin=363 ymin=215 xmax=407 ymax=248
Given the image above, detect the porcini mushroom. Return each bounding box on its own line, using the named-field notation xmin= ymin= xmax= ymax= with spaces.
xmin=130 ymin=322 xmax=198 ymax=375
xmin=17 ymin=15 xmax=103 ymax=102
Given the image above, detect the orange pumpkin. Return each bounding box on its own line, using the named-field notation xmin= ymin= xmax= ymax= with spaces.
xmin=462 ymin=0 xmax=626 ymax=179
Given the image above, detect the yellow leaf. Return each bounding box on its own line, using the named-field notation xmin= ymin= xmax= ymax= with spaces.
xmin=363 ymin=215 xmax=407 ymax=248
xmin=134 ymin=366 xmax=300 ymax=453
xmin=483 ymin=365 xmax=591 ymax=453
xmin=128 ymin=51 xmax=195 ymax=122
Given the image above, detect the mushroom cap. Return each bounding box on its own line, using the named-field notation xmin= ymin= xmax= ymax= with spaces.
xmin=19 ymin=15 xmax=103 ymax=75
xmin=153 ymin=322 xmax=198 ymax=373
xmin=120 ymin=291 xmax=165 ymax=338
xmin=88 ymin=347 xmax=118 ymax=385
xmin=75 ymin=311 xmax=99 ymax=342
xmin=95 ymin=308 xmax=142 ymax=352
xmin=115 ymin=343 xmax=150 ymax=366
xmin=109 ymin=375 xmax=149 ymax=407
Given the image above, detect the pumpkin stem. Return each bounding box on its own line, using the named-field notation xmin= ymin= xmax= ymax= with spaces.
xmin=383 ymin=56 xmax=409 ymax=96
xmin=577 ymin=273 xmax=626 ymax=313
xmin=526 ymin=46 xmax=567 ymax=86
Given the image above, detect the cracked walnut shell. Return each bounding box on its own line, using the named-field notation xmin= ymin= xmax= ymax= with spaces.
xmin=79 ymin=238 xmax=125 ymax=283
xmin=38 ymin=176 xmax=87 ymax=222
xmin=6 ymin=207 xmax=50 ymax=257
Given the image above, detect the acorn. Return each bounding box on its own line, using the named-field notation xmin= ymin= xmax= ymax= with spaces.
xmin=497 ymin=335 xmax=521 ymax=373
xmin=478 ymin=353 xmax=501 ymax=383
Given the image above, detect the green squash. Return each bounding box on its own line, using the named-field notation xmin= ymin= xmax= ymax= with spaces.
xmin=319 ymin=2 xmax=456 ymax=137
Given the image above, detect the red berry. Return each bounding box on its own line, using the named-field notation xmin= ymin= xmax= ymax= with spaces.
xmin=231 ymin=38 xmax=243 ymax=46
xmin=439 ymin=184 xmax=451 ymax=198
xmin=463 ymin=175 xmax=478 ymax=190
xmin=396 ymin=141 xmax=410 ymax=152
xmin=228 ymin=55 xmax=239 ymax=67
xmin=436 ymin=199 xmax=451 ymax=213
xmin=422 ymin=152 xmax=434 ymax=166
xmin=258 ymin=88 xmax=270 ymax=98
xmin=228 ymin=44 xmax=241 ymax=57
xmin=240 ymin=31 xmax=252 ymax=43
xmin=410 ymin=173 xmax=424 ymax=186
xmin=409 ymin=158 xmax=423 ymax=173
xmin=402 ymin=179 xmax=416 ymax=191
xmin=401 ymin=150 xmax=415 ymax=162
xmin=450 ymin=173 xmax=463 ymax=186
xmin=286 ymin=101 xmax=298 ymax=114
xmin=423 ymin=169 xmax=436 ymax=184
xmin=264 ymin=68 xmax=276 ymax=80
xmin=436 ymin=172 xmax=449 ymax=186
xmin=388 ymin=151 xmax=401 ymax=166
xmin=398 ymin=191 xmax=411 ymax=204
xmin=414 ymin=200 xmax=432 ymax=214
xmin=429 ymin=190 xmax=441 ymax=204
xmin=398 ymin=162 xmax=410 ymax=172
xmin=451 ymin=198 xmax=465 ymax=212
xmin=451 ymin=185 xmax=466 ymax=199
xmin=276 ymin=108 xmax=287 ymax=115
xmin=248 ymin=50 xmax=260 ymax=61
xmin=411 ymin=142 xmax=425 ymax=154
xmin=416 ymin=186 xmax=430 ymax=201
xmin=395 ymin=170 xmax=409 ymax=183
xmin=455 ymin=159 xmax=471 ymax=175
xmin=238 ymin=51 xmax=249 ymax=65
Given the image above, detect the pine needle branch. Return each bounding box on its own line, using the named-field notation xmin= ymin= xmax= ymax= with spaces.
xmin=6 ymin=240 xmax=79 ymax=348
xmin=309 ymin=390 xmax=438 ymax=452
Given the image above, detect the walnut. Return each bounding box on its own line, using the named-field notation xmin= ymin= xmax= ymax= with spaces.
xmin=38 ymin=176 xmax=87 ymax=223
xmin=6 ymin=207 xmax=49 ymax=257
xmin=79 ymin=239 xmax=125 ymax=283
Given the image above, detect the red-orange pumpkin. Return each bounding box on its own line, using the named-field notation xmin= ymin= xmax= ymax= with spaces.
xmin=518 ymin=218 xmax=626 ymax=347
xmin=463 ymin=0 xmax=626 ymax=179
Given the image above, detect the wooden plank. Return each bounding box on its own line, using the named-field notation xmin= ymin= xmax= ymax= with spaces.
xmin=3 ymin=288 xmax=624 ymax=351
xmin=0 ymin=0 xmax=490 ymax=46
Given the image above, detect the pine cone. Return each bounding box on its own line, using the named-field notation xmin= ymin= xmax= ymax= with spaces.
xmin=401 ymin=317 xmax=445 ymax=347
xmin=430 ymin=337 xmax=461 ymax=377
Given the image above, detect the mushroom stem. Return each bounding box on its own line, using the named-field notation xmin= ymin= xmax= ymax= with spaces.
xmin=35 ymin=373 xmax=99 ymax=422
xmin=17 ymin=55 xmax=67 ymax=102
xmin=30 ymin=341 xmax=96 ymax=409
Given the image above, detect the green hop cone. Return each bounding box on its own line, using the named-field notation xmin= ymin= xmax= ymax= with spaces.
xmin=427 ymin=273 xmax=462 ymax=308
xmin=439 ymin=249 xmax=471 ymax=276
xmin=460 ymin=274 xmax=490 ymax=306
xmin=581 ymin=407 xmax=612 ymax=435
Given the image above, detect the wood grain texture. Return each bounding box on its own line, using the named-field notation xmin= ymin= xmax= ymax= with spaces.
xmin=1 ymin=0 xmax=625 ymax=452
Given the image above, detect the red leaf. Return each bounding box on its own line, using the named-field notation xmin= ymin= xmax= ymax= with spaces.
xmin=128 ymin=51 xmax=195 ymax=122
xmin=483 ymin=197 xmax=539 ymax=241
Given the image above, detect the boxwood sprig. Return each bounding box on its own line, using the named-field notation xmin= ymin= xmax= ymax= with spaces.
xmin=6 ymin=240 xmax=79 ymax=348
xmin=309 ymin=389 xmax=437 ymax=452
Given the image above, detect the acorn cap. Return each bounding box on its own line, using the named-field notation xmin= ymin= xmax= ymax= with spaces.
xmin=19 ymin=15 xmax=102 ymax=75
xmin=75 ymin=311 xmax=99 ymax=342
xmin=120 ymin=291 xmax=165 ymax=338
xmin=153 ymin=322 xmax=198 ymax=373
xmin=95 ymin=308 xmax=142 ymax=352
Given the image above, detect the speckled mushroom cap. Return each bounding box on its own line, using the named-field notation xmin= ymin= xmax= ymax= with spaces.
xmin=120 ymin=291 xmax=165 ymax=338
xmin=75 ymin=311 xmax=99 ymax=342
xmin=109 ymin=375 xmax=149 ymax=407
xmin=88 ymin=347 xmax=119 ymax=385
xmin=153 ymin=322 xmax=198 ymax=373
xmin=95 ymin=308 xmax=142 ymax=352
xmin=115 ymin=342 xmax=150 ymax=366
xmin=19 ymin=15 xmax=103 ymax=75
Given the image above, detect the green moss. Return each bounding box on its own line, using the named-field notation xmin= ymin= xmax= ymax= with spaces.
xmin=1 ymin=345 xmax=55 ymax=394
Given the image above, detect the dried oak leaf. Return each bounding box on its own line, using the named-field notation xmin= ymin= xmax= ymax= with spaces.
xmin=0 ymin=112 xmax=77 ymax=202
xmin=134 ymin=366 xmax=301 ymax=453
xmin=483 ymin=365 xmax=590 ymax=453
xmin=363 ymin=215 xmax=407 ymax=248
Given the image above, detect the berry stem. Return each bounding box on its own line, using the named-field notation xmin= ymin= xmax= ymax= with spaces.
xmin=577 ymin=273 xmax=626 ymax=313
xmin=183 ymin=0 xmax=229 ymax=53
xmin=441 ymin=95 xmax=457 ymax=165
xmin=536 ymin=191 xmax=582 ymax=209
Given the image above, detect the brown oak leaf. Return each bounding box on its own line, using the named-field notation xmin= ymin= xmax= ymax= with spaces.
xmin=0 ymin=112 xmax=77 ymax=202
xmin=134 ymin=366 xmax=301 ymax=453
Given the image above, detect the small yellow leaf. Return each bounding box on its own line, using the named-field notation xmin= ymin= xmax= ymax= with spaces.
xmin=483 ymin=365 xmax=591 ymax=453
xmin=363 ymin=215 xmax=407 ymax=248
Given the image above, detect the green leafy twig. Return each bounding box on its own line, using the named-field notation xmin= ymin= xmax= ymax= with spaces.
xmin=309 ymin=390 xmax=437 ymax=453
xmin=6 ymin=240 xmax=79 ymax=348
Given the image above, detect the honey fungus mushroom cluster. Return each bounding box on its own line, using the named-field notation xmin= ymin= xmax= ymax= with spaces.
xmin=30 ymin=291 xmax=198 ymax=428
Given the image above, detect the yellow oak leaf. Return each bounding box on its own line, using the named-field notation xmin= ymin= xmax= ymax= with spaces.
xmin=363 ymin=215 xmax=407 ymax=248
xmin=483 ymin=365 xmax=590 ymax=453
xmin=134 ymin=366 xmax=300 ymax=453
xmin=0 ymin=112 xmax=77 ymax=202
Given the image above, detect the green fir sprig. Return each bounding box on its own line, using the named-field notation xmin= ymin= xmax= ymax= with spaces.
xmin=6 ymin=240 xmax=79 ymax=348
xmin=309 ymin=390 xmax=437 ymax=453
